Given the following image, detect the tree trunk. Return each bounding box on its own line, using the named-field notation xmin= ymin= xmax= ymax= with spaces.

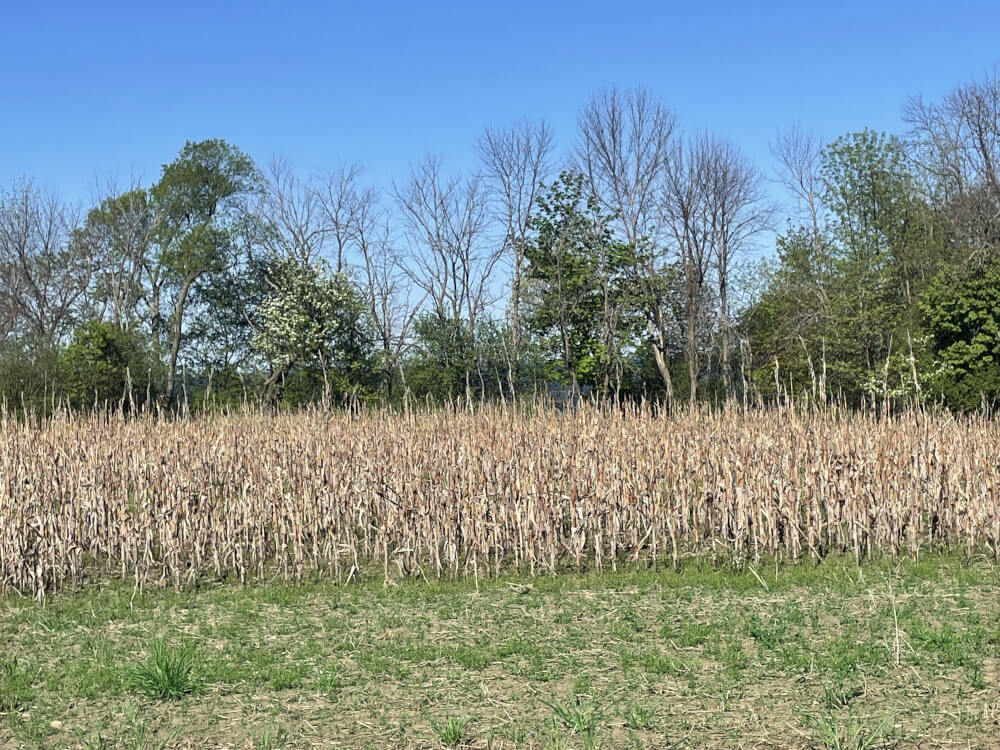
xmin=164 ymin=276 xmax=194 ymax=404
xmin=150 ymin=284 xmax=162 ymax=362
xmin=510 ymin=247 xmax=522 ymax=367
xmin=687 ymin=311 xmax=698 ymax=406
xmin=720 ymin=316 xmax=730 ymax=398
xmin=647 ymin=319 xmax=674 ymax=404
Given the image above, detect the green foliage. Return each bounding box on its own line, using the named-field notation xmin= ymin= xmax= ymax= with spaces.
xmin=429 ymin=716 xmax=469 ymax=747
xmin=251 ymin=256 xmax=373 ymax=402
xmin=4 ymin=124 xmax=999 ymax=413
xmin=405 ymin=315 xmax=525 ymax=402
xmin=0 ymin=337 xmax=63 ymax=414
xmin=919 ymin=266 xmax=1000 ymax=409
xmin=150 ymin=139 xmax=261 ymax=400
xmin=524 ymin=171 xmax=639 ymax=393
xmin=127 ymin=639 xmax=202 ymax=701
xmin=61 ymin=321 xmax=150 ymax=409
xmin=152 ymin=139 xmax=259 ymax=284
xmin=742 ymin=130 xmax=949 ymax=404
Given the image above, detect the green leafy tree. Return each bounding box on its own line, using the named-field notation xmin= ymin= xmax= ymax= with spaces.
xmin=523 ymin=171 xmax=636 ymax=395
xmin=743 ymin=130 xmax=948 ymax=404
xmin=920 ymin=266 xmax=1000 ymax=409
xmin=822 ymin=130 xmax=926 ymax=383
xmin=151 ymin=140 xmax=259 ymax=403
xmin=251 ymin=257 xmax=371 ymax=404
xmin=405 ymin=314 xmax=476 ymax=402
xmin=61 ymin=320 xmax=150 ymax=410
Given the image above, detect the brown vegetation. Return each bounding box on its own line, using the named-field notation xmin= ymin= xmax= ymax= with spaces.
xmin=2 ymin=403 xmax=998 ymax=597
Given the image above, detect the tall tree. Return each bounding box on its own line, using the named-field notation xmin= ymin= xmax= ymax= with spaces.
xmin=150 ymin=139 xmax=259 ymax=403
xmin=661 ymin=136 xmax=716 ymax=405
xmin=821 ymin=130 xmax=925 ymax=379
xmin=0 ymin=179 xmax=89 ymax=342
xmin=394 ymin=157 xmax=497 ymax=396
xmin=478 ymin=120 xmax=554 ymax=373
xmin=354 ymin=199 xmax=422 ymax=398
xmin=524 ymin=171 xmax=630 ymax=395
xmin=744 ymin=129 xmax=946 ymax=403
xmin=703 ymin=138 xmax=773 ymax=396
xmin=576 ymin=86 xmax=680 ymax=400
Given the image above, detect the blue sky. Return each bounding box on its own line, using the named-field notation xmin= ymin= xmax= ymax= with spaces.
xmin=3 ymin=0 xmax=999 ymax=224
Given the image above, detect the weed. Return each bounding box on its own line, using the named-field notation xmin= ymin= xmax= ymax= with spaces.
xmin=0 ymin=657 xmax=32 ymax=712
xmin=430 ymin=716 xmax=469 ymax=747
xmin=621 ymin=700 xmax=655 ymax=729
xmin=805 ymin=709 xmax=897 ymax=750
xmin=127 ymin=639 xmax=202 ymax=700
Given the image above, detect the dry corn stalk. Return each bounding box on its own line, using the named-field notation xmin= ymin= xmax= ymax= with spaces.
xmin=1 ymin=402 xmax=998 ymax=598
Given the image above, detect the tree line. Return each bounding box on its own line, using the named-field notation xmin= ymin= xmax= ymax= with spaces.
xmin=2 ymin=73 xmax=999 ymax=413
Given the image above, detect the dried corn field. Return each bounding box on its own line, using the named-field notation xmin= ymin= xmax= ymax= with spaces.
xmin=2 ymin=404 xmax=999 ymax=598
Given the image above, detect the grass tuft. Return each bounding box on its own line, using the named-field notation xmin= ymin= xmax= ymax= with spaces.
xmin=430 ymin=715 xmax=469 ymax=747
xmin=0 ymin=657 xmax=33 ymax=712
xmin=127 ymin=639 xmax=202 ymax=700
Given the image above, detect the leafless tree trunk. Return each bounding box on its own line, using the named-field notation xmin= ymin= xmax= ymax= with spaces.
xmin=703 ymin=138 xmax=773 ymax=398
xmin=477 ymin=120 xmax=553 ymax=371
xmin=903 ymin=71 xmax=1000 ymax=256
xmin=0 ymin=179 xmax=89 ymax=342
xmin=354 ymin=199 xmax=423 ymax=397
xmin=662 ymin=137 xmax=715 ymax=405
xmin=575 ymin=86 xmax=679 ymax=401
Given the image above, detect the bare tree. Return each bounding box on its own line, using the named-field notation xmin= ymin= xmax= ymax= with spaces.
xmin=252 ymin=157 xmax=331 ymax=265
xmin=661 ymin=137 xmax=715 ymax=405
xmin=313 ymin=163 xmax=367 ymax=274
xmin=394 ymin=157 xmax=496 ymax=329
xmin=394 ymin=157 xmax=499 ymax=398
xmin=769 ymin=126 xmax=836 ymax=367
xmin=770 ymin=125 xmax=825 ymax=239
xmin=354 ymin=198 xmax=423 ymax=397
xmin=477 ymin=120 xmax=554 ymax=364
xmin=704 ymin=138 xmax=774 ymax=396
xmin=575 ymin=86 xmax=680 ymax=400
xmin=903 ymin=71 xmax=1000 ymax=255
xmin=74 ymin=175 xmax=162 ymax=330
xmin=0 ymin=179 xmax=89 ymax=342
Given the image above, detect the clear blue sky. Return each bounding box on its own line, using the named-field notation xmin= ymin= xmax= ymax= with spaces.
xmin=3 ymin=0 xmax=999 ymax=217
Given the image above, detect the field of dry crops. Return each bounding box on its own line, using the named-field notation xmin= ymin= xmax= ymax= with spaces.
xmin=1 ymin=404 xmax=999 ymax=598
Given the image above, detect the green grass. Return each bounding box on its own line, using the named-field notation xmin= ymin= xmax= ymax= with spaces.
xmin=429 ymin=715 xmax=469 ymax=747
xmin=0 ymin=554 xmax=998 ymax=747
xmin=127 ymin=639 xmax=202 ymax=700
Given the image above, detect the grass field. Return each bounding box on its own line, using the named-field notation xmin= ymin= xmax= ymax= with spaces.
xmin=2 ymin=555 xmax=999 ymax=748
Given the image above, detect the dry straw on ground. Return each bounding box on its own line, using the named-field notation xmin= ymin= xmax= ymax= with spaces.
xmin=1 ymin=403 xmax=998 ymax=597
